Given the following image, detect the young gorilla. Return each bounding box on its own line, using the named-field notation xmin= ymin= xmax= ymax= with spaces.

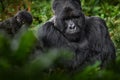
xmin=38 ymin=0 xmax=116 ymax=70
xmin=0 ymin=10 xmax=33 ymax=37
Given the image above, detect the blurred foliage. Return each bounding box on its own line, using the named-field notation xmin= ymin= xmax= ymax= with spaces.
xmin=0 ymin=0 xmax=120 ymax=80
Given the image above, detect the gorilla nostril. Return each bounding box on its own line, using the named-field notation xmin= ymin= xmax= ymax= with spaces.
xmin=69 ymin=26 xmax=75 ymax=29
xmin=69 ymin=26 xmax=72 ymax=29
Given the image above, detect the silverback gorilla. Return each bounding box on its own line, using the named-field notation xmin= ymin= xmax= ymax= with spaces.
xmin=38 ymin=0 xmax=116 ymax=70
xmin=0 ymin=10 xmax=33 ymax=37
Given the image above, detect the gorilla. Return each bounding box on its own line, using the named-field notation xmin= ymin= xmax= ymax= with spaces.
xmin=0 ymin=10 xmax=33 ymax=37
xmin=37 ymin=0 xmax=116 ymax=70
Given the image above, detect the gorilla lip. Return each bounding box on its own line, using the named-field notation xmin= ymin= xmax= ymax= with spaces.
xmin=66 ymin=27 xmax=78 ymax=34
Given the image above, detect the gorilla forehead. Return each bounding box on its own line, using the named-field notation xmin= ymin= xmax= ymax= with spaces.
xmin=52 ymin=0 xmax=81 ymax=13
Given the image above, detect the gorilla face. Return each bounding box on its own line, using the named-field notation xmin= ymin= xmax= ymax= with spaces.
xmin=64 ymin=15 xmax=85 ymax=35
xmin=64 ymin=15 xmax=85 ymax=42
xmin=65 ymin=19 xmax=79 ymax=34
xmin=15 ymin=10 xmax=33 ymax=26
xmin=54 ymin=11 xmax=85 ymax=42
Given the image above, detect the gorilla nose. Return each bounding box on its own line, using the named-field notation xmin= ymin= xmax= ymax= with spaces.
xmin=69 ymin=25 xmax=76 ymax=29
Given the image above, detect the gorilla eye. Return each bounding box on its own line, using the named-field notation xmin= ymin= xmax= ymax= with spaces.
xmin=73 ymin=16 xmax=80 ymax=19
xmin=63 ymin=16 xmax=79 ymax=21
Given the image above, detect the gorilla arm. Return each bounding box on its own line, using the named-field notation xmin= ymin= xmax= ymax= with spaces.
xmin=86 ymin=16 xmax=116 ymax=67
xmin=38 ymin=21 xmax=68 ymax=48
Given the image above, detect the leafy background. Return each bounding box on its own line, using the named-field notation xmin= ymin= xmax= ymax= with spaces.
xmin=0 ymin=0 xmax=120 ymax=80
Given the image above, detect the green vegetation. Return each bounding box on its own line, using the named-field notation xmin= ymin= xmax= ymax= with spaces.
xmin=0 ymin=0 xmax=120 ymax=80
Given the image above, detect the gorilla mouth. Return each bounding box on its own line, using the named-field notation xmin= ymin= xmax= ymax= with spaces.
xmin=67 ymin=30 xmax=79 ymax=34
xmin=66 ymin=27 xmax=80 ymax=34
xmin=65 ymin=31 xmax=80 ymax=36
xmin=66 ymin=27 xmax=77 ymax=34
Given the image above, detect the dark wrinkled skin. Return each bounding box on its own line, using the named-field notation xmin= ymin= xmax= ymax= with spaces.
xmin=37 ymin=0 xmax=116 ymax=71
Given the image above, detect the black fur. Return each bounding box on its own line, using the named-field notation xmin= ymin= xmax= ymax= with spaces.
xmin=38 ymin=0 xmax=116 ymax=70
xmin=0 ymin=10 xmax=33 ymax=37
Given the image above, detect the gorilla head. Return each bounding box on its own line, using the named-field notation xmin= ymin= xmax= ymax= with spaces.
xmin=15 ymin=10 xmax=33 ymax=27
xmin=52 ymin=0 xmax=85 ymax=42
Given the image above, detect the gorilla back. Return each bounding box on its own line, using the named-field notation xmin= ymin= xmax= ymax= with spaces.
xmin=38 ymin=0 xmax=116 ymax=70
